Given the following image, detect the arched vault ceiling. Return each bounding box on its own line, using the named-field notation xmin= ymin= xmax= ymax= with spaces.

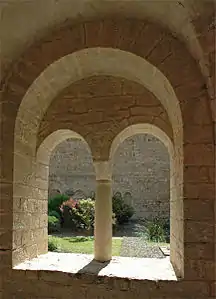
xmin=16 ymin=47 xmax=182 ymax=143
xmin=0 ymin=0 xmax=215 ymax=92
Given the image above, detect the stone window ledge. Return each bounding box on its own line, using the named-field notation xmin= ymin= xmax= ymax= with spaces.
xmin=14 ymin=252 xmax=177 ymax=281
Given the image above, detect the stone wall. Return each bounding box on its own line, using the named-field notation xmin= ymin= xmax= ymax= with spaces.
xmin=3 ymin=269 xmax=213 ymax=299
xmin=1 ymin=8 xmax=215 ymax=299
xmin=49 ymin=134 xmax=170 ymax=220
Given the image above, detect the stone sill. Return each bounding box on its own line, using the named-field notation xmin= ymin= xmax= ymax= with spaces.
xmin=14 ymin=252 xmax=177 ymax=281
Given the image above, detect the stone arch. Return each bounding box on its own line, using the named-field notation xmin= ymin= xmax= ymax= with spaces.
xmin=2 ymin=20 xmax=212 ymax=169
xmin=36 ymin=130 xmax=93 ymax=197
xmin=2 ymin=18 xmax=212 ymax=186
xmin=11 ymin=48 xmax=183 ymax=275
xmin=12 ymin=129 xmax=92 ymax=266
xmin=109 ymin=123 xmax=179 ymax=269
xmin=12 ymin=48 xmax=181 ymax=172
xmin=110 ymin=123 xmax=174 ymax=161
xmin=38 ymin=75 xmax=173 ymax=161
xmin=14 ymin=47 xmax=181 ymax=147
xmin=1 ymin=19 xmax=212 ymax=121
xmin=0 ymin=19 xmax=213 ymax=282
xmin=36 ymin=129 xmax=88 ymax=165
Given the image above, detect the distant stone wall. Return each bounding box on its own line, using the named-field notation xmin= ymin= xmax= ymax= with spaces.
xmin=49 ymin=134 xmax=170 ymax=219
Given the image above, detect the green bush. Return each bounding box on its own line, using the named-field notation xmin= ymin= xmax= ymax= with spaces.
xmin=145 ymin=218 xmax=169 ymax=242
xmin=48 ymin=210 xmax=61 ymax=220
xmin=48 ymin=194 xmax=70 ymax=214
xmin=48 ymin=236 xmax=61 ymax=251
xmin=162 ymin=218 xmax=170 ymax=242
xmin=48 ymin=216 xmax=61 ymax=233
xmin=112 ymin=192 xmax=134 ymax=224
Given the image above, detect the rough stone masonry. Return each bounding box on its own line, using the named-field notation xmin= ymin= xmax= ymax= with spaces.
xmin=49 ymin=134 xmax=170 ymax=220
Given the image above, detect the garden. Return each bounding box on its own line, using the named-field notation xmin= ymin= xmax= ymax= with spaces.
xmin=48 ymin=192 xmax=170 ymax=258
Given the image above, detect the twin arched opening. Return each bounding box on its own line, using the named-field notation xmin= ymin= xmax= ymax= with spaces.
xmin=12 ymin=118 xmax=181 ymax=276
xmin=11 ymin=48 xmax=184 ymax=277
xmin=6 ymin=22 xmax=213 ymax=281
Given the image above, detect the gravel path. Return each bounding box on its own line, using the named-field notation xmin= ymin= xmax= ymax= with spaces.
xmin=114 ymin=220 xmax=146 ymax=237
xmin=120 ymin=237 xmax=165 ymax=258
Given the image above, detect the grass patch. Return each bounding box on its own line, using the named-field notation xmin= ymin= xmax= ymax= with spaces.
xmin=48 ymin=236 xmax=122 ymax=256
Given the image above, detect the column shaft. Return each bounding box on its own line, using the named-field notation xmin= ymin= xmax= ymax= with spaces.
xmin=94 ymin=179 xmax=112 ymax=262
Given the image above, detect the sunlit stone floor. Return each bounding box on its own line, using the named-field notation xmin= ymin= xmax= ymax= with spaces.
xmin=14 ymin=252 xmax=177 ymax=281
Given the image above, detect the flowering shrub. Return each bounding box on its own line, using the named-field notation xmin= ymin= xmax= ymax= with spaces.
xmin=60 ymin=197 xmax=78 ymax=212
xmin=48 ymin=191 xmax=134 ymax=232
xmin=62 ymin=198 xmax=94 ymax=231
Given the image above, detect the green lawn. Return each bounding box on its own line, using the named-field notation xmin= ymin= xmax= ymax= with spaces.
xmin=48 ymin=236 xmax=122 ymax=256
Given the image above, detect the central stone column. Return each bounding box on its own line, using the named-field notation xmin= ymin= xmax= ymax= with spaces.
xmin=94 ymin=161 xmax=112 ymax=262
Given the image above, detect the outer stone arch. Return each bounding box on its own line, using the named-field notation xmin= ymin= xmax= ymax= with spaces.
xmin=15 ymin=47 xmax=182 ymax=149
xmin=12 ymin=47 xmax=183 ymax=276
xmin=0 ymin=16 xmax=214 ymax=298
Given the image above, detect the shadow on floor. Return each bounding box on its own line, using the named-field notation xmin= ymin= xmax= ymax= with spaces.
xmin=77 ymin=259 xmax=110 ymax=275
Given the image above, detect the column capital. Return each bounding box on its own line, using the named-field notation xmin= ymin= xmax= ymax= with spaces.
xmin=93 ymin=160 xmax=112 ymax=181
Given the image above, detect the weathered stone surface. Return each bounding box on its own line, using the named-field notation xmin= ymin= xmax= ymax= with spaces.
xmin=0 ymin=8 xmax=215 ymax=299
xmin=14 ymin=252 xmax=177 ymax=281
xmin=49 ymin=135 xmax=170 ymax=220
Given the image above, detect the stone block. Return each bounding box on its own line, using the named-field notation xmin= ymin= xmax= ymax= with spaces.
xmin=0 ymin=231 xmax=12 ymax=250
xmin=211 ymin=281 xmax=216 ymax=297
xmin=184 ymin=182 xmax=215 ymax=200
xmin=181 ymin=96 xmax=212 ymax=125
xmin=0 ymin=251 xmax=12 ymax=268
xmin=184 ymin=125 xmax=214 ymax=144
xmin=185 ymin=242 xmax=214 ymax=260
xmin=184 ymin=166 xmax=214 ymax=183
xmin=151 ymin=281 xmax=210 ymax=298
xmin=185 ymin=220 xmax=214 ymax=243
xmin=184 ymin=144 xmax=214 ymax=166
xmin=0 ymin=213 xmax=13 ymax=230
xmin=184 ymin=199 xmax=214 ymax=220
xmin=184 ymin=259 xmax=214 ymax=280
